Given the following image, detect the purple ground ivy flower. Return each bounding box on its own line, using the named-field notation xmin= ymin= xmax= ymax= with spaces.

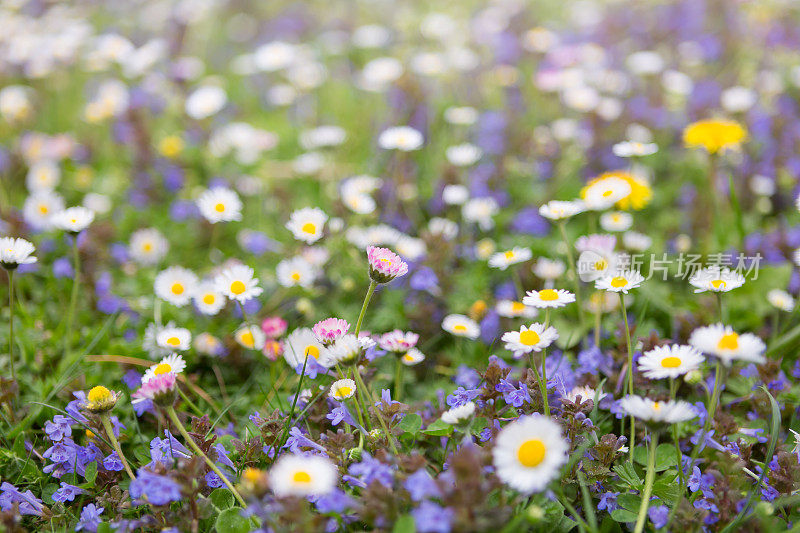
xmin=53 ymin=482 xmax=84 ymax=503
xmin=404 ymin=469 xmax=441 ymax=501
xmin=45 ymin=415 xmax=73 ymax=442
xmin=76 ymin=503 xmax=104 ymax=532
xmin=446 ymin=387 xmax=481 ymax=408
xmin=495 ymin=378 xmax=531 ymax=408
xmin=129 ymin=470 xmax=182 ymax=506
xmin=597 ymin=491 xmax=619 ymax=512
xmin=413 ymin=501 xmax=454 ymax=533
xmin=0 ymin=482 xmax=45 ymax=515
xmin=648 ymin=505 xmax=669 ymax=528
xmin=347 ymin=452 xmax=395 ymax=488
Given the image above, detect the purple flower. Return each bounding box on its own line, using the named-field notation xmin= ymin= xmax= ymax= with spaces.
xmin=45 ymin=415 xmax=73 ymax=442
xmin=446 ymin=387 xmax=480 ymax=408
xmin=495 ymin=379 xmax=531 ymax=408
xmin=52 ymin=256 xmax=74 ymax=278
xmin=129 ymin=470 xmax=182 ymax=506
xmin=104 ymin=453 xmax=124 ymax=472
xmin=53 ymin=482 xmax=84 ymax=503
xmin=76 ymin=503 xmax=104 ymax=532
xmin=327 ymin=403 xmax=358 ymax=427
xmin=453 ymin=365 xmax=481 ymax=389
xmin=314 ymin=489 xmax=354 ymax=513
xmin=413 ymin=501 xmax=454 ymax=533
xmin=597 ymin=491 xmax=619 ymax=512
xmin=347 ymin=452 xmax=395 ymax=487
xmin=648 ymin=505 xmax=669 ymax=528
xmin=0 ymin=482 xmax=44 ymax=515
xmin=404 ymin=470 xmax=441 ymax=501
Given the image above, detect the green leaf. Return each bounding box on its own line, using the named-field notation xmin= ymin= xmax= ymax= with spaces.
xmin=392 ymin=514 xmax=416 ymax=533
xmin=209 ymin=488 xmax=235 ymax=510
xmin=422 ymin=419 xmax=453 ymax=437
xmin=96 ymin=523 xmax=112 ymax=533
xmin=652 ymin=475 xmax=680 ymax=505
xmin=616 ymin=493 xmax=642 ymax=512
xmin=635 ymin=443 xmax=679 ymax=472
xmin=610 ymin=509 xmax=638 ymax=523
xmin=85 ymin=461 xmax=98 ymax=484
xmin=613 ymin=462 xmax=642 ymax=490
xmin=214 ymin=508 xmax=250 ymax=533
xmin=398 ymin=414 xmax=422 ymax=435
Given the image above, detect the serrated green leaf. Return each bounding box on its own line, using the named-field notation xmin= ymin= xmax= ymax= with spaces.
xmin=209 ymin=488 xmax=235 ymax=510
xmin=398 ymin=414 xmax=422 ymax=435
xmin=214 ymin=508 xmax=250 ymax=533
xmin=616 ymin=493 xmax=641 ymax=512
xmin=85 ymin=460 xmax=98 ymax=484
xmin=613 ymin=462 xmax=642 ymax=490
xmin=422 ymin=419 xmax=453 ymax=437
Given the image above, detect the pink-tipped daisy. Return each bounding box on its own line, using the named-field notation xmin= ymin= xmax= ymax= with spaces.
xmin=366 ymin=246 xmax=408 ymax=283
xmin=379 ymin=330 xmax=419 ymax=353
xmin=132 ymin=372 xmax=177 ymax=406
xmin=312 ymin=318 xmax=350 ymax=345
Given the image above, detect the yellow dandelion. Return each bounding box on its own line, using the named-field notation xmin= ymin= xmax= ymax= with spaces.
xmin=683 ymin=119 xmax=747 ymax=154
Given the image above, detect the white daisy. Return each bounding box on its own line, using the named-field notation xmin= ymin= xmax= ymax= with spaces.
xmin=522 ymin=289 xmax=575 ymax=309
xmin=445 ymin=143 xmax=482 ymax=166
xmin=496 ymin=300 xmax=538 ymax=319
xmin=767 ymin=289 xmax=795 ymax=312
xmin=619 ymin=395 xmax=697 ymax=423
xmin=400 ymin=348 xmax=425 ymax=366
xmin=214 ymin=264 xmax=263 ymax=303
xmin=192 ymin=281 xmax=226 ymax=315
xmin=493 ymin=415 xmax=569 ymax=494
xmin=638 ymin=345 xmax=704 ymax=380
xmin=328 ymin=334 xmax=363 ymax=365
xmin=441 ymin=401 xmax=476 ymax=424
xmin=154 ymin=266 xmax=198 ymax=307
xmin=276 ymin=256 xmax=316 ymax=288
xmin=538 ymin=200 xmax=585 ymax=221
xmin=442 ymin=314 xmax=481 ymax=339
xmin=688 ymin=324 xmax=766 ymax=365
xmin=599 ymin=211 xmax=632 ymax=232
xmin=284 ymin=328 xmax=333 ymax=368
xmin=794 ymin=248 xmax=800 ymax=269
xmin=51 ymin=206 xmax=95 ymax=233
xmin=502 ymin=324 xmax=559 ymax=357
xmin=197 ymin=187 xmax=243 ymax=224
xmin=329 ymin=379 xmax=356 ymax=400
xmin=194 ymin=332 xmax=224 ymax=357
xmin=286 ymin=207 xmax=328 ymax=244
xmin=612 ymin=141 xmax=658 ymax=158
xmin=488 ymin=247 xmax=533 ymax=270
xmin=129 ymin=228 xmax=169 ymax=266
xmin=23 ymin=190 xmax=64 ymax=230
xmin=269 ymin=454 xmax=338 ymax=497
xmin=462 ymin=197 xmax=499 ymax=231
xmin=564 ymin=386 xmax=607 ymax=404
xmin=532 ymin=258 xmax=566 ymax=281
xmin=595 ymin=270 xmax=645 ymax=293
xmin=378 ymin=126 xmax=424 ymax=151
xmin=688 ymin=267 xmax=745 ymax=293
xmin=427 ymin=218 xmax=458 ymax=241
xmin=235 ymin=324 xmax=266 ymax=350
xmin=0 ymin=237 xmax=37 ymax=269
xmin=142 ymin=353 xmax=187 ymax=384
xmin=185 ymin=85 xmax=227 ymax=120
xmin=581 ymin=177 xmax=632 ymax=210
xmin=379 ymin=330 xmax=419 ymax=353
xmin=156 ymin=326 xmax=192 ymax=351
xmin=26 ymin=160 xmax=60 ymax=191
xmin=622 ymin=231 xmax=652 ymax=252
xmin=442 ymin=184 xmax=469 ymax=205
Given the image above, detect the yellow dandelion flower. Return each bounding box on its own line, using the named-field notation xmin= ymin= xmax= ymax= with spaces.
xmin=683 ymin=119 xmax=747 ymax=154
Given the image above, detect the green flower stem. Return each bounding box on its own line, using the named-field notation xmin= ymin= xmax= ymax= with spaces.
xmin=166 ymin=406 xmax=247 ymax=509
xmin=7 ymin=269 xmax=15 ymax=383
xmin=394 ymin=357 xmax=404 ymax=402
xmin=62 ymin=240 xmax=81 ymax=356
xmin=593 ymin=290 xmax=602 ymax=348
xmin=351 ymin=365 xmax=399 ymax=455
xmin=276 ymin=351 xmax=310 ymax=454
xmin=619 ymin=293 xmax=635 ymax=461
xmin=354 ymin=280 xmax=376 ymax=336
xmin=529 ymin=352 xmax=549 ymax=416
xmin=540 ymin=308 xmax=552 ymax=416
xmin=558 ymin=221 xmax=584 ymax=324
xmin=100 ymin=413 xmax=135 ymax=481
xmin=634 ymin=431 xmax=659 ymax=533
xmin=512 ymin=267 xmax=524 ymax=300
xmin=177 ymin=387 xmax=203 ymax=417
xmin=670 ymin=378 xmax=685 ymax=490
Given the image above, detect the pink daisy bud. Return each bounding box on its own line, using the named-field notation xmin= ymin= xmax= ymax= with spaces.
xmin=132 ymin=372 xmax=177 ymax=407
xmin=261 ymin=316 xmax=288 ymax=338
xmin=366 ymin=246 xmax=408 ymax=284
xmin=312 ymin=317 xmax=351 ymax=345
xmin=379 ymin=330 xmax=419 ymax=353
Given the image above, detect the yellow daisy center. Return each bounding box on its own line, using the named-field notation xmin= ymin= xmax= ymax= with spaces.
xmin=87 ymin=386 xmax=112 ymax=404
xmin=143 ymin=242 xmax=153 ymax=252
xmin=230 ymin=280 xmax=246 ymax=295
xmin=291 ymin=271 xmax=301 ymax=281
xmin=504 ymin=251 xmax=515 ymax=259
xmin=660 ymin=356 xmax=682 ymax=368
xmin=453 ymin=324 xmax=468 ymax=332
xmin=403 ymin=353 xmax=414 ymax=362
xmin=240 ymin=331 xmax=254 ymax=347
xmin=718 ymin=332 xmax=739 ymax=351
xmin=337 ymin=386 xmax=353 ymax=397
xmin=594 ymin=259 xmax=607 ymax=270
xmin=610 ymin=277 xmax=628 ymax=288
xmin=215 ymin=202 xmax=225 ymax=213
xmin=301 ymin=222 xmax=316 ymax=234
xmin=242 ymin=468 xmax=263 ymax=483
xmin=711 ymin=279 xmax=726 ymax=290
xmin=538 ymin=289 xmax=559 ymax=301
xmin=166 ymin=336 xmax=180 ymax=346
xmin=510 ymin=302 xmax=525 ymax=313
xmin=154 ymin=363 xmax=172 ymax=375
xmin=39 ymin=205 xmax=48 ymax=214
xmin=305 ymin=345 xmax=320 ymax=359
xmin=517 ymin=439 xmax=546 ymax=467
xmin=653 ymin=401 xmax=661 ymax=410
xmin=203 ymin=294 xmax=215 ymax=305
xmin=171 ymin=283 xmax=184 ymax=295
xmin=602 ymin=189 xmax=613 ymax=197
xmin=292 ymin=471 xmax=312 ymax=483
xmin=519 ymin=330 xmax=541 ymax=346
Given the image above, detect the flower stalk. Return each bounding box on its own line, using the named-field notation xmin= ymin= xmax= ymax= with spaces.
xmin=634 ymin=431 xmax=658 ymax=533
xmin=99 ymin=413 xmax=136 ymax=481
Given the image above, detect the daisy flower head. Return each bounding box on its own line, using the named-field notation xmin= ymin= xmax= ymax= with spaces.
xmin=794 ymin=248 xmax=800 ymax=269
xmin=688 ymin=267 xmax=745 ymax=293
xmin=235 ymin=324 xmax=266 ymax=351
xmin=574 ymin=234 xmax=616 ymax=254
xmin=595 ymin=270 xmax=645 ymax=293
xmin=576 ymin=248 xmax=619 ymax=282
xmin=462 ymin=197 xmax=499 ymax=230
xmin=442 ymin=184 xmax=469 ymax=206
xmin=378 ymin=126 xmax=424 ymax=151
xmin=619 ymin=395 xmax=697 ymax=424
xmin=261 ymin=317 xmax=288 ymax=338
xmin=197 ymin=186 xmax=242 ymax=224
xmin=269 ymin=453 xmax=338 ymax=498
xmin=581 ymin=175 xmax=632 ymax=210
xmin=401 ymin=347 xmax=425 ymax=366
xmin=488 ymin=247 xmax=532 ymax=270
xmin=441 ymin=401 xmax=476 ymax=425
xmin=156 ymin=326 xmax=191 ymax=352
xmin=51 ymin=206 xmax=94 ymax=233
xmin=688 ymin=323 xmax=766 ymax=365
xmin=0 ymin=237 xmax=37 ymax=270
xmin=143 ymin=354 xmax=187 ymax=384
xmin=366 ymin=246 xmax=408 ymax=284
xmin=538 ymin=200 xmax=585 ymax=221
xmin=638 ymin=345 xmax=704 ymax=380
xmin=767 ymin=289 xmax=795 ymax=312
xmin=26 ymin=160 xmax=60 ymax=191
xmin=522 ymin=289 xmax=575 ymax=309
xmin=442 ymin=314 xmax=481 ymax=339
xmin=132 ymin=372 xmax=177 ymax=406
xmin=599 ymin=211 xmax=633 ymax=232
xmin=284 ymin=328 xmax=333 ymax=369
xmin=502 ymin=323 xmax=558 ymax=357
xmin=683 ymin=118 xmax=747 ymax=154
xmin=496 ymin=300 xmax=538 ymax=319
xmin=194 ymin=332 xmax=224 ymax=357
xmin=532 ymin=258 xmax=565 ymax=281
xmin=23 ymin=190 xmax=64 ymax=230
xmin=493 ymin=415 xmax=569 ymax=494
xmin=312 ymin=318 xmax=350 ymax=345
xmin=82 ymin=385 xmax=120 ymax=413
xmin=379 ymin=330 xmax=419 ymax=353
xmin=329 ymin=379 xmax=356 ymax=400
xmin=564 ymin=386 xmax=607 ymax=404
xmin=154 ymin=266 xmax=198 ymax=307
xmin=128 ymin=228 xmax=169 ymax=266
xmin=185 ymin=85 xmax=227 ymax=120
xmin=286 ymin=207 xmax=328 ymax=244
xmin=276 ymin=256 xmax=316 ymax=288
xmin=192 ymin=281 xmax=226 ymax=315
xmin=445 ymin=143 xmax=482 ymax=166
xmin=214 ymin=264 xmax=263 ymax=303
xmin=329 ymin=334 xmax=363 ymax=364
xmin=612 ymin=141 xmax=658 ymax=158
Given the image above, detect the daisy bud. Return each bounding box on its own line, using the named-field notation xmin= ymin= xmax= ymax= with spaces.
xmin=366 ymin=246 xmax=408 ymax=284
xmin=83 ymin=385 xmax=119 ymax=413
